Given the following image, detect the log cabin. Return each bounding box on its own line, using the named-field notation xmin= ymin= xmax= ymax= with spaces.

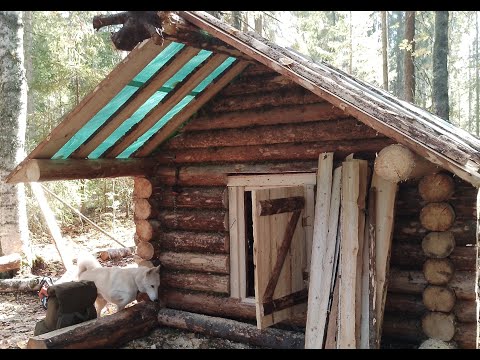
xmin=6 ymin=11 xmax=479 ymax=349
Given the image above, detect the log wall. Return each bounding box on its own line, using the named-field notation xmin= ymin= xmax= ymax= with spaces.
xmin=385 ymin=175 xmax=478 ymax=349
xmin=133 ymin=63 xmax=477 ymax=348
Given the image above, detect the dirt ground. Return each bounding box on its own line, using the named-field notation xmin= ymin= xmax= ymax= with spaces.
xmin=0 ymin=219 xmax=255 ymax=349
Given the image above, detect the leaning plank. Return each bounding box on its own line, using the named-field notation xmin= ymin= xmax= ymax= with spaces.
xmin=0 ymin=276 xmax=42 ymax=293
xmin=0 ymin=253 xmax=22 ymax=272
xmin=304 ymin=152 xmax=334 ymax=349
xmin=157 ymin=308 xmax=304 ymax=349
xmin=370 ymin=173 xmax=398 ymax=344
xmin=337 ymin=160 xmax=360 ymax=349
xmin=30 ymin=182 xmax=74 ymax=271
xmin=27 ymin=301 xmax=159 ymax=349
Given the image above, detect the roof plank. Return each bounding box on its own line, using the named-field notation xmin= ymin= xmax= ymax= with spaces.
xmin=73 ymin=46 xmax=200 ymax=159
xmin=180 ymin=11 xmax=480 ymax=187
xmin=105 ymin=53 xmax=229 ymax=158
xmin=134 ymin=60 xmax=250 ymax=157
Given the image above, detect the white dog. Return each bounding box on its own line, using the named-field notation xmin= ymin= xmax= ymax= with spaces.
xmin=77 ymin=253 xmax=161 ymax=316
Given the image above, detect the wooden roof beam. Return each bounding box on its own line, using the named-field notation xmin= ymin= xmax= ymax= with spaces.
xmin=6 ymin=158 xmax=157 ymax=183
xmin=156 ymin=11 xmax=252 ymax=62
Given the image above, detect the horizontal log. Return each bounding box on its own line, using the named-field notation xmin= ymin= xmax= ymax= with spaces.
xmin=182 ymin=103 xmax=347 ymax=132
xmin=161 ymin=270 xmax=229 ymax=294
xmin=423 ymin=285 xmax=456 ymax=313
xmin=135 ymin=219 xmax=161 ymax=242
xmin=0 ymin=276 xmax=42 ymax=293
xmin=388 ymin=268 xmax=475 ymax=300
xmin=97 ymin=246 xmax=136 ymax=261
xmin=383 ymin=314 xmax=476 ymax=349
xmin=421 ymin=232 xmax=456 ymax=258
xmin=220 ymin=72 xmax=298 ymax=96
xmin=422 ymin=312 xmax=456 ymax=341
xmin=163 ymin=289 xmax=256 ymax=320
xmin=159 ymin=251 xmax=229 ymax=274
xmin=259 ymin=196 xmax=304 ymax=216
xmin=26 ymin=301 xmax=159 ymax=349
xmin=239 ymin=62 xmax=277 ymax=77
xmin=390 ymin=243 xmax=476 ymax=271
xmin=155 ymin=186 xmax=228 ymax=209
xmin=136 ymin=241 xmax=161 ymax=260
xmin=395 ymin=186 xmax=477 ymax=218
xmin=374 ymin=144 xmax=440 ymax=183
xmin=156 ymin=11 xmax=252 ymax=61
xmin=162 ymin=289 xmax=307 ymax=328
xmin=418 ymin=173 xmax=456 ymax=202
xmin=420 ymin=202 xmax=456 ymax=232
xmin=156 ymin=161 xmax=319 ymax=186
xmin=158 ymin=209 xmax=228 ymax=232
xmin=157 ymin=308 xmax=304 ymax=349
xmin=165 ymin=119 xmax=381 ymax=150
xmin=210 ymin=87 xmax=322 ymax=113
xmin=0 ymin=253 xmax=22 ymax=272
xmin=385 ymin=292 xmax=476 ymax=323
xmin=133 ymin=198 xmax=158 ymax=220
xmin=423 ymin=258 xmax=455 ymax=285
xmin=9 ymin=158 xmax=156 ymax=183
xmin=160 ymin=231 xmax=229 ymax=254
xmin=393 ymin=218 xmax=477 ymax=246
xmin=157 ymin=138 xmax=392 ymax=165
xmin=133 ymin=177 xmax=153 ymax=198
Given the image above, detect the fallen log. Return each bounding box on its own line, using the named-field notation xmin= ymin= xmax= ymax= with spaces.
xmin=0 ymin=276 xmax=42 ymax=293
xmin=0 ymin=253 xmax=22 ymax=272
xmin=27 ymin=301 xmax=159 ymax=349
xmin=157 ymin=308 xmax=304 ymax=349
xmin=97 ymin=246 xmax=136 ymax=261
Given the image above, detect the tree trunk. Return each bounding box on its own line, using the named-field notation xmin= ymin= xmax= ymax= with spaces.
xmin=381 ymin=11 xmax=389 ymax=90
xmin=231 ymin=11 xmax=242 ymax=30
xmin=349 ymin=11 xmax=353 ymax=74
xmin=476 ymin=12 xmax=479 ymax=137
xmin=432 ymin=11 xmax=449 ymax=120
xmin=0 ymin=11 xmax=32 ymax=265
xmin=403 ymin=11 xmax=416 ymax=103
xmin=254 ymin=13 xmax=262 ymax=36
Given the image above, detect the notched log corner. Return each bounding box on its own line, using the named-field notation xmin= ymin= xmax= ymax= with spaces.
xmin=92 ymin=11 xmax=164 ymax=51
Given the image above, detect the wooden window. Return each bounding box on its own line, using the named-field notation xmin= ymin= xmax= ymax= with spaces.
xmin=228 ymin=173 xmax=315 ymax=328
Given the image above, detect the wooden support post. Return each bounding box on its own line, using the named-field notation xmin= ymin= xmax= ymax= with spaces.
xmin=304 ymin=153 xmax=334 ymax=349
xmin=30 ymin=182 xmax=74 ymax=271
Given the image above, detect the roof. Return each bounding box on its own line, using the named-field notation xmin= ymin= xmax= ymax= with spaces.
xmin=6 ymin=11 xmax=480 ymax=187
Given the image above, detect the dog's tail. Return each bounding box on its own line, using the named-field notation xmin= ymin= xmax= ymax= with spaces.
xmin=77 ymin=252 xmax=102 ymax=277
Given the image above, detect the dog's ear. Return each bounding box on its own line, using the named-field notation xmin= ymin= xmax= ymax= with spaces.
xmin=155 ymin=264 xmax=161 ymax=273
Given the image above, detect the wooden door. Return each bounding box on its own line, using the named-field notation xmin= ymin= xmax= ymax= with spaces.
xmin=252 ymin=186 xmax=308 ymax=329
